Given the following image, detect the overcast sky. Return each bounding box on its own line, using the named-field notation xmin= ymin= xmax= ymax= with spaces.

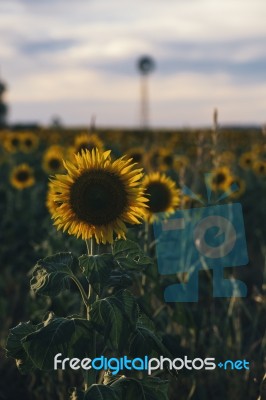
xmin=1 ymin=0 xmax=266 ymax=127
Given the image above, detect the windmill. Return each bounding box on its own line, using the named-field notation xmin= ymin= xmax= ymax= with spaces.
xmin=137 ymin=56 xmax=155 ymax=129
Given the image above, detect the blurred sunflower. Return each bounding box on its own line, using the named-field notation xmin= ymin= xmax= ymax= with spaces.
xmin=3 ymin=132 xmax=21 ymax=153
xmin=125 ymin=147 xmax=144 ymax=165
xmin=239 ymin=151 xmax=254 ymax=170
xmin=145 ymin=147 xmax=162 ymax=170
xmin=158 ymin=149 xmax=175 ymax=171
xmin=10 ymin=164 xmax=35 ymax=190
xmin=225 ymin=176 xmax=246 ymax=199
xmin=42 ymin=146 xmax=65 ymax=174
xmin=20 ymin=132 xmax=39 ymax=153
xmin=49 ymin=148 xmax=147 ymax=244
xmin=142 ymin=172 xmax=180 ymax=222
xmin=74 ymin=133 xmax=104 ymax=154
xmin=208 ymin=166 xmax=232 ymax=191
xmin=173 ymin=155 xmax=190 ymax=171
xmin=252 ymin=160 xmax=266 ymax=177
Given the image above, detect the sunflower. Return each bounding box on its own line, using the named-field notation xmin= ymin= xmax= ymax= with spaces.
xmin=10 ymin=164 xmax=35 ymax=190
xmin=3 ymin=132 xmax=21 ymax=153
xmin=225 ymin=176 xmax=246 ymax=199
xmin=48 ymin=148 xmax=148 ymax=244
xmin=173 ymin=155 xmax=190 ymax=171
xmin=158 ymin=149 xmax=175 ymax=171
xmin=73 ymin=133 xmax=104 ymax=154
xmin=208 ymin=166 xmax=232 ymax=192
xmin=144 ymin=147 xmax=164 ymax=171
xmin=125 ymin=147 xmax=144 ymax=165
xmin=142 ymin=172 xmax=180 ymax=223
xmin=238 ymin=152 xmax=254 ymax=170
xmin=42 ymin=146 xmax=65 ymax=174
xmin=20 ymin=132 xmax=39 ymax=153
xmin=252 ymin=160 xmax=266 ymax=177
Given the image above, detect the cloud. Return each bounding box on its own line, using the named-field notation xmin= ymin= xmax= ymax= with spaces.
xmin=0 ymin=0 xmax=266 ymax=126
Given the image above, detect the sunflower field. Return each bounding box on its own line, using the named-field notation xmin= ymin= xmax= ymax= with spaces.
xmin=0 ymin=127 xmax=265 ymax=400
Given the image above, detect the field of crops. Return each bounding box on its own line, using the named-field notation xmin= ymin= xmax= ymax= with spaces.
xmin=0 ymin=127 xmax=265 ymax=400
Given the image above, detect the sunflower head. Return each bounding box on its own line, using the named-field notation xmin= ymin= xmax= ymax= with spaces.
xmin=208 ymin=166 xmax=232 ymax=191
xmin=125 ymin=147 xmax=144 ymax=165
xmin=42 ymin=146 xmax=65 ymax=174
xmin=226 ymin=176 xmax=246 ymax=199
xmin=252 ymin=160 xmax=266 ymax=177
xmin=48 ymin=148 xmax=147 ymax=244
xmin=239 ymin=152 xmax=254 ymax=170
xmin=173 ymin=155 xmax=190 ymax=171
xmin=20 ymin=132 xmax=39 ymax=153
xmin=3 ymin=132 xmax=21 ymax=153
xmin=73 ymin=133 xmax=104 ymax=154
xmin=142 ymin=172 xmax=180 ymax=223
xmin=158 ymin=149 xmax=174 ymax=171
xmin=145 ymin=147 xmax=162 ymax=170
xmin=10 ymin=164 xmax=35 ymax=190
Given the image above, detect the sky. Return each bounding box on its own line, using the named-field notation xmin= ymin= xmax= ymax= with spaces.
xmin=1 ymin=0 xmax=266 ymax=128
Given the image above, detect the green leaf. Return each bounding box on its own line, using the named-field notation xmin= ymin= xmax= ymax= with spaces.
xmin=5 ymin=321 xmax=39 ymax=374
xmin=111 ymin=377 xmax=169 ymax=400
xmin=141 ymin=377 xmax=169 ymax=400
xmin=84 ymin=384 xmax=120 ymax=400
xmin=22 ymin=314 xmax=93 ymax=370
xmin=107 ymin=270 xmax=133 ymax=289
xmin=129 ymin=325 xmax=172 ymax=358
xmin=30 ymin=252 xmax=79 ymax=297
xmin=79 ymin=254 xmax=113 ymax=293
xmin=112 ymin=240 xmax=153 ymax=271
xmin=90 ymin=290 xmax=138 ymax=352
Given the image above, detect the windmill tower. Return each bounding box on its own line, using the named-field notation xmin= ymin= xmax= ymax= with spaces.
xmin=137 ymin=56 xmax=155 ymax=130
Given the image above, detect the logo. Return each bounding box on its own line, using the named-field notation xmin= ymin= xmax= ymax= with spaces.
xmin=153 ymin=178 xmax=249 ymax=302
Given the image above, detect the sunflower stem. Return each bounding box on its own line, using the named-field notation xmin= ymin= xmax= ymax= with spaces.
xmin=70 ymin=275 xmax=90 ymax=309
xmin=84 ymin=238 xmax=97 ymax=390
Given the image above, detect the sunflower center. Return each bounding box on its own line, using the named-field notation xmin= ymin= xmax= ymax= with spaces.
xmin=70 ymin=170 xmax=128 ymax=225
xmin=16 ymin=170 xmax=30 ymax=182
xmin=49 ymin=158 xmax=61 ymax=170
xmin=212 ymin=172 xmax=226 ymax=185
xmin=11 ymin=138 xmax=19 ymax=147
xmin=163 ymin=155 xmax=173 ymax=166
xmin=259 ymin=165 xmax=265 ymax=173
xmin=146 ymin=182 xmax=171 ymax=213
xmin=25 ymin=139 xmax=33 ymax=147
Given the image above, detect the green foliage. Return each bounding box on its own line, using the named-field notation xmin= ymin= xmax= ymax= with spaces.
xmin=30 ymin=252 xmax=79 ymax=297
xmin=90 ymin=289 xmax=138 ymax=352
xmin=112 ymin=239 xmax=153 ymax=270
xmin=110 ymin=377 xmax=169 ymax=400
xmin=128 ymin=314 xmax=172 ymax=361
xmin=79 ymin=254 xmax=113 ymax=292
xmin=83 ymin=385 xmax=120 ymax=400
xmin=6 ymin=312 xmax=94 ymax=371
xmin=6 ymin=239 xmax=170 ymax=398
xmin=6 ymin=321 xmax=39 ymax=374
